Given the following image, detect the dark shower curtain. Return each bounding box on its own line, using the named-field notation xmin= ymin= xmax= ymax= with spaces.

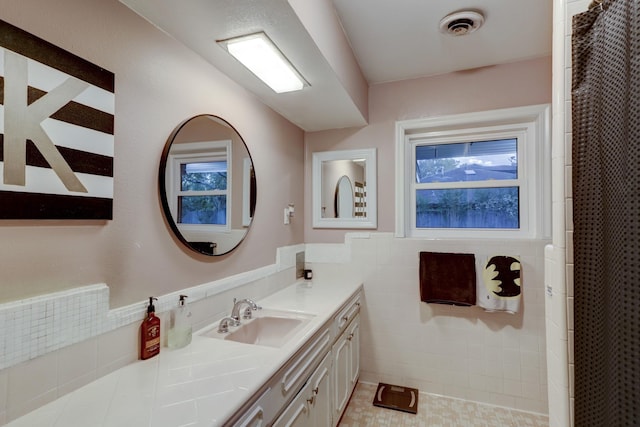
xmin=572 ymin=0 xmax=640 ymax=425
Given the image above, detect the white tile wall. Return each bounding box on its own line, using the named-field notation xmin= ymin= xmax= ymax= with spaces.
xmin=308 ymin=233 xmax=549 ymax=415
xmin=0 ymin=243 xmax=304 ymax=424
xmin=546 ymin=1 xmax=590 ymax=426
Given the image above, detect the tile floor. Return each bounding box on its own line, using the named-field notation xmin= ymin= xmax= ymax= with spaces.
xmin=338 ymin=382 xmax=549 ymax=427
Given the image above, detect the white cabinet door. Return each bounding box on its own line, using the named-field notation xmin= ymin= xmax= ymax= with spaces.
xmin=310 ymin=353 xmax=332 ymax=427
xmin=348 ymin=317 xmax=360 ymax=388
xmin=332 ymin=326 xmax=351 ymax=419
xmin=274 ymin=353 xmax=332 ymax=427
xmin=332 ymin=314 xmax=360 ymax=424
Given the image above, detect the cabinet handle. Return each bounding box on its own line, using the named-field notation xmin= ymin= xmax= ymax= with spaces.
xmin=307 ymin=386 xmax=319 ymax=405
xmin=342 ymin=315 xmax=349 ymax=321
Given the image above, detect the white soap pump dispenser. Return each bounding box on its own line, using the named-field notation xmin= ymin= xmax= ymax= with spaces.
xmin=168 ymin=294 xmax=192 ymax=349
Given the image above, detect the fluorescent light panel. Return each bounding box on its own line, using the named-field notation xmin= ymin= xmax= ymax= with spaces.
xmin=220 ymin=32 xmax=307 ymax=93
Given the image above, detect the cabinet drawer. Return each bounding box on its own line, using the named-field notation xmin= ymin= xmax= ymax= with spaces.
xmin=227 ymin=328 xmax=331 ymax=427
xmin=232 ymin=388 xmax=272 ymax=427
xmin=281 ymin=327 xmax=331 ymax=396
xmin=334 ymin=293 xmax=361 ymax=337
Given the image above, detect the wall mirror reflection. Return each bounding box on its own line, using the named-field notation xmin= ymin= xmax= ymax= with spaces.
xmin=159 ymin=115 xmax=256 ymax=256
xmin=312 ymin=148 xmax=377 ymax=229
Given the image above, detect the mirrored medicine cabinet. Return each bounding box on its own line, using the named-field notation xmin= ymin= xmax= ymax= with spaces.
xmin=312 ymin=148 xmax=377 ymax=229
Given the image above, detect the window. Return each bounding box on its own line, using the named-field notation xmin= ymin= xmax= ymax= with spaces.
xmin=167 ymin=140 xmax=231 ymax=232
xmin=415 ymin=137 xmax=520 ymax=229
xmin=177 ymin=160 xmax=227 ymax=225
xmin=395 ymin=105 xmax=550 ymax=239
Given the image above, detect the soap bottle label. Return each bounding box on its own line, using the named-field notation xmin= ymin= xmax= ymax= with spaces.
xmin=141 ymin=297 xmax=161 ymax=360
xmin=145 ymin=324 xmax=160 ymax=354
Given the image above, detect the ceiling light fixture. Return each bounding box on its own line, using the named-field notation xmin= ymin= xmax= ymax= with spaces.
xmin=218 ymin=32 xmax=308 ymax=93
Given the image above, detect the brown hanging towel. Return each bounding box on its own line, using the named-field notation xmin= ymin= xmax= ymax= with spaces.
xmin=419 ymin=252 xmax=476 ymax=306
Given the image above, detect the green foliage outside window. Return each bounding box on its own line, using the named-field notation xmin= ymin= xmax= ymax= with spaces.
xmin=179 ymin=165 xmax=227 ymax=225
xmin=416 ymin=187 xmax=519 ymax=229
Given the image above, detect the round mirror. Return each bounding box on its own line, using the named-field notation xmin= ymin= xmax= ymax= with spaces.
xmin=159 ymin=115 xmax=256 ymax=256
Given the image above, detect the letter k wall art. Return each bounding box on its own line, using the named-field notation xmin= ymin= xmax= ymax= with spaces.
xmin=0 ymin=19 xmax=114 ymax=219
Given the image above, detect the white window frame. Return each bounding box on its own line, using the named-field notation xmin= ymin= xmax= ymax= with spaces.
xmin=395 ymin=105 xmax=551 ymax=239
xmin=167 ymin=140 xmax=232 ymax=233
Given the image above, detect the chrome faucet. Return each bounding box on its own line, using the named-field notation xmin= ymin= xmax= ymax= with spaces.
xmin=231 ymin=298 xmax=260 ymax=324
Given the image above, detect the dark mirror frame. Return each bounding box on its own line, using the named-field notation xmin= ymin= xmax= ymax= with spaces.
xmin=158 ymin=114 xmax=256 ymax=256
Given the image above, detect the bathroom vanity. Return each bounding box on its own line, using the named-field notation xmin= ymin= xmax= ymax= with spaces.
xmin=5 ymin=279 xmax=363 ymax=427
xmin=226 ymin=287 xmax=361 ymax=426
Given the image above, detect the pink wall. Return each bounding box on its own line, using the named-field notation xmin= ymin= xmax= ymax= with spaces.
xmin=0 ymin=0 xmax=305 ymax=307
xmin=304 ymin=57 xmax=552 ymax=243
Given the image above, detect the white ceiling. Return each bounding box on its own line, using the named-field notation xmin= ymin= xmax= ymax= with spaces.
xmin=334 ymin=0 xmax=553 ymax=84
xmin=120 ymin=0 xmax=553 ymax=132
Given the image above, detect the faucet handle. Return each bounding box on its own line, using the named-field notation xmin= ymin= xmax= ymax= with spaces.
xmin=242 ymin=306 xmax=253 ymax=319
xmin=242 ymin=302 xmax=262 ymax=319
xmin=217 ymin=316 xmax=236 ymax=333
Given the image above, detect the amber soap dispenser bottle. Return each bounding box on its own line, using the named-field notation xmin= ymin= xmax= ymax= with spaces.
xmin=140 ymin=297 xmax=160 ymax=360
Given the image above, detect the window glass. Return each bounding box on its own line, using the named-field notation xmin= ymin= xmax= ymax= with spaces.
xmin=180 ymin=161 xmax=227 ymax=191
xmin=178 ymin=195 xmax=227 ymax=225
xmin=416 ymin=139 xmax=517 ymax=184
xmin=413 ymin=138 xmax=521 ymax=230
xmin=416 ymin=187 xmax=519 ymax=229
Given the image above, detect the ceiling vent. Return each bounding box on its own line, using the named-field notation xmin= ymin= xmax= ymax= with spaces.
xmin=439 ymin=11 xmax=485 ymax=36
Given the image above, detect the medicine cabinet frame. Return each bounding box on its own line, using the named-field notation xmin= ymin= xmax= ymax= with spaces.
xmin=312 ymin=148 xmax=377 ymax=229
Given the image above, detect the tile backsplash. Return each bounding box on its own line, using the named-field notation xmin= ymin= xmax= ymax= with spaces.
xmin=295 ymin=250 xmax=305 ymax=279
xmin=0 ymin=284 xmax=109 ymax=370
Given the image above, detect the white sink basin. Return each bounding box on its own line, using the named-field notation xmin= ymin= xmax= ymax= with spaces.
xmin=201 ymin=310 xmax=315 ymax=348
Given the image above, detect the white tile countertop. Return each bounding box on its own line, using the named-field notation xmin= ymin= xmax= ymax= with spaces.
xmin=6 ymin=279 xmax=363 ymax=427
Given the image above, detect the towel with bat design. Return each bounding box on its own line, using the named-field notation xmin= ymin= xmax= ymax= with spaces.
xmin=478 ymin=255 xmax=522 ymax=314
